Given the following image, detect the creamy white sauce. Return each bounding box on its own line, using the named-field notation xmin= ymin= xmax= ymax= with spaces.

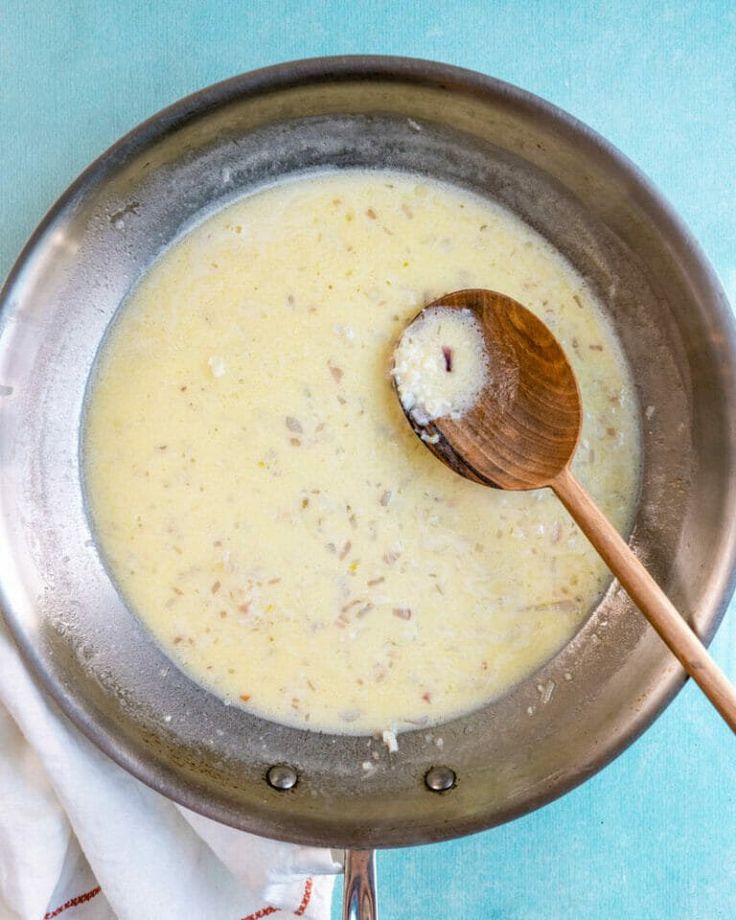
xmin=84 ymin=170 xmax=640 ymax=735
xmin=393 ymin=307 xmax=488 ymax=425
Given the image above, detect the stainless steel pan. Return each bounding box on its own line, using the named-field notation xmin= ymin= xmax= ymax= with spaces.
xmin=1 ymin=57 xmax=735 ymax=917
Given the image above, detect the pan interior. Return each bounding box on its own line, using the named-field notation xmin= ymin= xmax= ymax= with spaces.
xmin=1 ymin=64 xmax=734 ymax=848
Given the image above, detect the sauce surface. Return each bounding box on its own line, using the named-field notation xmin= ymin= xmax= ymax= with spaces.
xmin=84 ymin=170 xmax=640 ymax=735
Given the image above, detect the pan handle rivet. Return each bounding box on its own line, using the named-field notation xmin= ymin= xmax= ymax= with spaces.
xmin=425 ymin=766 xmax=456 ymax=792
xmin=267 ymin=764 xmax=298 ymax=790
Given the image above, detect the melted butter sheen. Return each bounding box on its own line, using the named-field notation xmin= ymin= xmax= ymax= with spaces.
xmin=84 ymin=171 xmax=640 ymax=735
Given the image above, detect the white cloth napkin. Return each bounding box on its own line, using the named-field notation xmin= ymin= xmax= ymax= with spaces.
xmin=0 ymin=621 xmax=342 ymax=920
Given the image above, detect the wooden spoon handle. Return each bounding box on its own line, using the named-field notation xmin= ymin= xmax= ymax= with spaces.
xmin=553 ymin=466 xmax=736 ymax=733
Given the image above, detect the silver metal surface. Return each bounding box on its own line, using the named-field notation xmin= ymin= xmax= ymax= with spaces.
xmin=343 ymin=850 xmax=377 ymax=920
xmin=267 ymin=765 xmax=298 ymax=791
xmin=1 ymin=56 xmax=735 ymax=849
xmin=425 ymin=767 xmax=457 ymax=793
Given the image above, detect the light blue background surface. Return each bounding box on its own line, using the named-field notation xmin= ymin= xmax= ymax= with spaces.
xmin=2 ymin=2 xmax=735 ymax=918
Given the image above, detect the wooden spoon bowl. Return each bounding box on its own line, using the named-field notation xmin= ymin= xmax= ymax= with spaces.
xmin=407 ymin=288 xmax=582 ymax=490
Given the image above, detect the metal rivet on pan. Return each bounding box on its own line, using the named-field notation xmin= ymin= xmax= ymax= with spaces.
xmin=424 ymin=766 xmax=456 ymax=792
xmin=266 ymin=764 xmax=298 ymax=790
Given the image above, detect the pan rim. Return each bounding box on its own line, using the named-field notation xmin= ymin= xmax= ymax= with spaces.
xmin=2 ymin=55 xmax=736 ymax=848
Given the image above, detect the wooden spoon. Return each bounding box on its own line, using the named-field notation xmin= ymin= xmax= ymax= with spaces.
xmin=395 ymin=288 xmax=736 ymax=732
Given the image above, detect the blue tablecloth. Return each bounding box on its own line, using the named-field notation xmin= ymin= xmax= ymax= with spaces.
xmin=2 ymin=3 xmax=734 ymax=917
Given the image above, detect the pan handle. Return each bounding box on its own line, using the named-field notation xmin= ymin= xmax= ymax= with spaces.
xmin=342 ymin=848 xmax=377 ymax=920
